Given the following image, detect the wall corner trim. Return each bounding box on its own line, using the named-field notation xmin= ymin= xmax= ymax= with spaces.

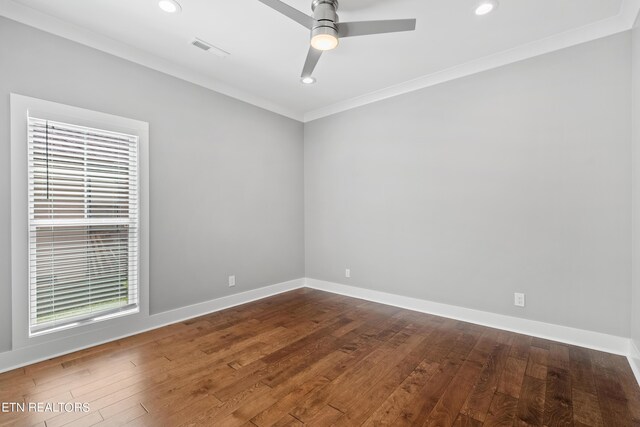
xmin=630 ymin=340 xmax=640 ymax=387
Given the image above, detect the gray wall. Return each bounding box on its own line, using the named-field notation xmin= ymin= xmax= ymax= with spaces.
xmin=0 ymin=17 xmax=305 ymax=353
xmin=0 ymin=15 xmax=636 ymax=358
xmin=305 ymin=33 xmax=632 ymax=337
xmin=632 ymin=17 xmax=640 ymax=350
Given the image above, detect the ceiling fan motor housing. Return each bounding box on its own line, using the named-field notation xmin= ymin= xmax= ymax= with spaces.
xmin=311 ymin=0 xmax=339 ymax=41
xmin=257 ymin=0 xmax=417 ymax=78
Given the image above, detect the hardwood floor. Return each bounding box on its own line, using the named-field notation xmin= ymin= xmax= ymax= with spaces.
xmin=0 ymin=288 xmax=638 ymax=426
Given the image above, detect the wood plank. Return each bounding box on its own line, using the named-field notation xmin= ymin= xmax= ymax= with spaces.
xmin=303 ymin=404 xmax=344 ymax=425
xmin=0 ymin=289 xmax=637 ymax=427
xmin=572 ymin=388 xmax=604 ymax=427
xmin=510 ymin=335 xmax=533 ymax=360
xmin=525 ymin=346 xmax=549 ymax=381
xmin=514 ymin=375 xmax=546 ymax=426
xmin=177 ymin=382 xmax=273 ymax=426
xmin=497 ymin=356 xmax=527 ymax=399
xmin=93 ymin=403 xmax=147 ymax=426
xmin=569 ymin=346 xmax=598 ymax=395
xmin=460 ymin=343 xmax=509 ymax=422
xmin=423 ymin=358 xmax=485 ymax=427
xmin=483 ymin=392 xmax=518 ymax=427
xmin=390 ymin=351 xmax=467 ymax=426
xmin=452 ymin=413 xmax=483 ymax=426
xmin=361 ymin=360 xmax=439 ymax=426
xmin=543 ymin=366 xmax=572 ymax=427
xmin=592 ymin=365 xmax=633 ymax=426
xmin=327 ymin=332 xmax=424 ymax=414
xmin=332 ymin=335 xmax=431 ymax=425
xmin=288 ymin=331 xmax=419 ymax=423
xmin=270 ymin=414 xmax=303 ymax=426
xmin=250 ymin=376 xmax=330 ymax=427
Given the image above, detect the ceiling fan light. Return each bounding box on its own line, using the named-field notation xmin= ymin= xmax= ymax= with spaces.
xmin=159 ymin=0 xmax=181 ymax=14
xmin=475 ymin=0 xmax=498 ymax=16
xmin=311 ymin=34 xmax=339 ymax=51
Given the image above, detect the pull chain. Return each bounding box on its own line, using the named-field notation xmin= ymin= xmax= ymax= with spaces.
xmin=45 ymin=120 xmax=50 ymax=200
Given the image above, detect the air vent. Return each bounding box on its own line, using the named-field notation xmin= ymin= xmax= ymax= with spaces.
xmin=191 ymin=38 xmax=230 ymax=58
xmin=191 ymin=38 xmax=211 ymax=51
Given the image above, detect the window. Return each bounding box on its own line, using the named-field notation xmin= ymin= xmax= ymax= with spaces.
xmin=27 ymin=118 xmax=139 ymax=335
xmin=11 ymin=94 xmax=149 ymax=344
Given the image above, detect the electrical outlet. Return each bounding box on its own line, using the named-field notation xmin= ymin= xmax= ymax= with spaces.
xmin=345 ymin=268 xmax=351 ymax=278
xmin=228 ymin=275 xmax=236 ymax=287
xmin=514 ymin=293 xmax=525 ymax=307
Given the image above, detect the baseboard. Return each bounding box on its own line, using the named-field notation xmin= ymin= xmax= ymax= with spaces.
xmin=305 ymin=278 xmax=631 ymax=356
xmin=2 ymin=276 xmax=637 ymax=387
xmin=630 ymin=340 xmax=640 ymax=387
xmin=0 ymin=278 xmax=305 ymax=374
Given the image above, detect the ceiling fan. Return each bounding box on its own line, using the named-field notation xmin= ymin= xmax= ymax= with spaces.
xmin=257 ymin=0 xmax=417 ymax=83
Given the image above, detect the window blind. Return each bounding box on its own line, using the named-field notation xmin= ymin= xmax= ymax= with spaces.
xmin=28 ymin=117 xmax=139 ymax=334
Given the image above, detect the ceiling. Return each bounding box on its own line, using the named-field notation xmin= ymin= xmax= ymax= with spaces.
xmin=1 ymin=0 xmax=639 ymax=121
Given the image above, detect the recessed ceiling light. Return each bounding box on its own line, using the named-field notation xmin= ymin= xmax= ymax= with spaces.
xmin=475 ymin=0 xmax=498 ymax=16
xmin=301 ymin=76 xmax=316 ymax=85
xmin=159 ymin=0 xmax=181 ymax=14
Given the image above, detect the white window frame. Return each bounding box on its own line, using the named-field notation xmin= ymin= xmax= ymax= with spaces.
xmin=10 ymin=94 xmax=149 ymax=349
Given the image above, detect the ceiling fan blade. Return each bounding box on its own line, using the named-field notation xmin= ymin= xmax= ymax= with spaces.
xmin=257 ymin=0 xmax=314 ymax=29
xmin=337 ymin=19 xmax=417 ymax=38
xmin=301 ymin=47 xmax=323 ymax=77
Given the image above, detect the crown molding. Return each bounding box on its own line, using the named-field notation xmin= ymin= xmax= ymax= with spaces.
xmin=303 ymin=0 xmax=640 ymax=122
xmin=0 ymin=0 xmax=304 ymax=122
xmin=625 ymin=0 xmax=640 ymax=27
xmin=2 ymin=0 xmax=638 ymax=124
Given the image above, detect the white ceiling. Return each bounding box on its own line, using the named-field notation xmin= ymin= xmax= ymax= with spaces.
xmin=1 ymin=0 xmax=639 ymax=121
